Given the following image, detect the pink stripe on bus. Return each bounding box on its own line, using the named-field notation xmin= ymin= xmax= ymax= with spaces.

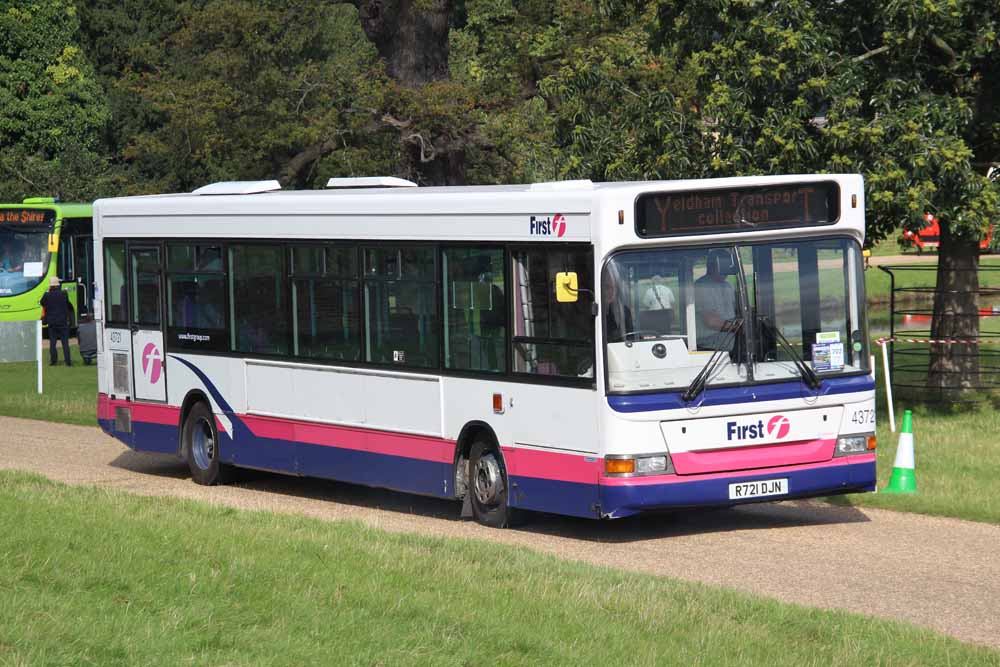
xmin=99 ymin=395 xmax=179 ymax=426
xmin=241 ymin=414 xmax=454 ymax=464
xmin=671 ymin=438 xmax=836 ymax=475
xmin=509 ymin=447 xmax=601 ymax=484
xmin=97 ymin=393 xmax=114 ymax=420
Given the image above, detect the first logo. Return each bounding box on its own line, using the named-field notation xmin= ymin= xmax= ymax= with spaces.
xmin=529 ymin=213 xmax=567 ymax=237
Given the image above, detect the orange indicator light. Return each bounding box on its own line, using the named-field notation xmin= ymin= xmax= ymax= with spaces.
xmin=492 ymin=393 xmax=504 ymax=414
xmin=867 ymin=435 xmax=877 ymax=450
xmin=605 ymin=459 xmax=635 ymax=475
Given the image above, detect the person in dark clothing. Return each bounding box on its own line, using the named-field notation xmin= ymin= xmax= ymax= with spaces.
xmin=602 ymin=279 xmax=634 ymax=343
xmin=40 ymin=276 xmax=74 ymax=366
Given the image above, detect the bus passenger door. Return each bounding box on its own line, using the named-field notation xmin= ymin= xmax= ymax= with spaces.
xmin=128 ymin=246 xmax=167 ymax=403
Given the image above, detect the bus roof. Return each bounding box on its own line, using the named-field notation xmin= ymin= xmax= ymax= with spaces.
xmin=96 ymin=174 xmax=861 ymax=210
xmin=94 ymin=174 xmax=865 ymax=246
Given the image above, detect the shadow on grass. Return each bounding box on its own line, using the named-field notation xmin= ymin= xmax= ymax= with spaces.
xmin=108 ymin=449 xmax=871 ymax=543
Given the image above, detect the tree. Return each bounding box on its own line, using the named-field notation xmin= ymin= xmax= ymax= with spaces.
xmin=847 ymin=1 xmax=1000 ymax=393
xmin=549 ymin=0 xmax=1000 ymax=395
xmin=119 ymin=0 xmax=396 ymax=192
xmin=350 ymin=0 xmax=478 ymax=185
xmin=0 ymin=0 xmax=116 ymax=201
xmin=75 ymin=0 xmax=190 ymax=191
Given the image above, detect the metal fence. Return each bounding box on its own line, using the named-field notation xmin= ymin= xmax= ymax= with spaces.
xmin=878 ymin=263 xmax=1000 ymax=402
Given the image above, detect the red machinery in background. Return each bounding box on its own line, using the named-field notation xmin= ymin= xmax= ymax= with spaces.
xmin=902 ymin=213 xmax=992 ymax=252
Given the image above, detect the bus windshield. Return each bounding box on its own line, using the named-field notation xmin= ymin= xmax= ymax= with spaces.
xmin=603 ymin=237 xmax=868 ymax=394
xmin=0 ymin=226 xmax=51 ymax=297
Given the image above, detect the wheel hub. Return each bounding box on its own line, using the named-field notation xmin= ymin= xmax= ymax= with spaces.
xmin=191 ymin=418 xmax=216 ymax=470
xmin=473 ymin=453 xmax=504 ymax=506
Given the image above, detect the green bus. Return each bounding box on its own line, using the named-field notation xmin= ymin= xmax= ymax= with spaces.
xmin=0 ymin=198 xmax=94 ymax=323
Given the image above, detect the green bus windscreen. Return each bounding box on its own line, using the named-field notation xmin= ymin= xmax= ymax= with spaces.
xmin=0 ymin=202 xmax=93 ymax=322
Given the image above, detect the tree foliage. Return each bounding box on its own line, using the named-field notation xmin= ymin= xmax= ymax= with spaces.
xmin=0 ymin=0 xmax=115 ymax=200
xmin=2 ymin=0 xmax=997 ymax=240
xmin=110 ymin=0 xmax=397 ymax=192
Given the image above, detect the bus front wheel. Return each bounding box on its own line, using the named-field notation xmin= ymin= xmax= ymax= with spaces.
xmin=469 ymin=441 xmax=516 ymax=528
xmin=182 ymin=402 xmax=231 ymax=486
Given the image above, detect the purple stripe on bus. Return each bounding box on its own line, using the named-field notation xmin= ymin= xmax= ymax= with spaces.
xmin=607 ymin=374 xmax=875 ymax=413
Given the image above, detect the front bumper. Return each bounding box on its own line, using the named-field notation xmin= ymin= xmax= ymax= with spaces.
xmin=598 ymin=454 xmax=875 ymax=518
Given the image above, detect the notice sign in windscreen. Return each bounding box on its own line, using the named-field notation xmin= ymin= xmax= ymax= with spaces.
xmin=635 ymin=182 xmax=840 ymax=238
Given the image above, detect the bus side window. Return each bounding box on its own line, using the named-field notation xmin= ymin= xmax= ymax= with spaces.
xmin=364 ymin=246 xmax=439 ymax=368
xmin=290 ymin=245 xmax=362 ymax=362
xmin=104 ymin=240 xmax=127 ymax=324
xmin=229 ymin=244 xmax=289 ymax=355
xmin=511 ymin=247 xmax=594 ymax=378
xmin=165 ymin=244 xmax=227 ymax=350
xmin=443 ymin=247 xmax=506 ymax=373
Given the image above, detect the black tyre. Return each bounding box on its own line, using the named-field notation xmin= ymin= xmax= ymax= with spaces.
xmin=468 ymin=440 xmax=516 ymax=528
xmin=182 ymin=402 xmax=231 ymax=485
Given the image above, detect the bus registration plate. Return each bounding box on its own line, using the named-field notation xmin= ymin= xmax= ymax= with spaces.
xmin=728 ymin=478 xmax=788 ymax=500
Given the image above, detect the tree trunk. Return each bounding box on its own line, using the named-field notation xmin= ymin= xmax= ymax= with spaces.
xmin=927 ymin=222 xmax=980 ymax=395
xmin=353 ymin=0 xmax=465 ymax=185
xmin=355 ymin=0 xmax=451 ymax=87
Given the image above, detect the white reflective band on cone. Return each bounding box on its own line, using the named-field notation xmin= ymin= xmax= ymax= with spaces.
xmin=891 ymin=432 xmax=915 ymax=470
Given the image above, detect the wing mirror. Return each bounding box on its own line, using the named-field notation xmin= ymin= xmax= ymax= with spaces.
xmin=555 ymin=272 xmax=578 ymax=303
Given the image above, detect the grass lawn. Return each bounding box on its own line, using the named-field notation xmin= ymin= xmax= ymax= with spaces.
xmin=0 ymin=343 xmax=96 ymax=426
xmin=824 ymin=365 xmax=1000 ymax=525
xmin=867 ymin=232 xmax=912 ymax=257
xmin=864 ymin=256 xmax=1000 ymax=305
xmin=842 ymin=406 xmax=1000 ymax=524
xmin=1 ymin=471 xmax=997 ymax=667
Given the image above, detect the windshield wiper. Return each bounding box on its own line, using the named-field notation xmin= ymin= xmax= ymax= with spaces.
xmin=756 ymin=315 xmax=821 ymax=389
xmin=682 ymin=318 xmax=744 ymax=402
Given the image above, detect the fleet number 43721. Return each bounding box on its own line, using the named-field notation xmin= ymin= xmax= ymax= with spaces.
xmin=850 ymin=408 xmax=876 ymax=426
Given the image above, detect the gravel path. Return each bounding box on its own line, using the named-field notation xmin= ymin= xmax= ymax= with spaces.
xmin=3 ymin=415 xmax=998 ymax=649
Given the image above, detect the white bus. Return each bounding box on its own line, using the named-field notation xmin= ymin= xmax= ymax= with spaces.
xmin=94 ymin=175 xmax=876 ymax=527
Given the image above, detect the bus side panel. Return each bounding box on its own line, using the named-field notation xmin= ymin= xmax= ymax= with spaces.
xmin=237 ymin=413 xmax=452 ymax=497
xmin=97 ymin=393 xmax=179 ymax=455
xmin=170 ymin=354 xmax=454 ymax=497
xmin=507 ymin=451 xmax=602 ymax=519
xmin=441 ymin=377 xmax=601 ymax=518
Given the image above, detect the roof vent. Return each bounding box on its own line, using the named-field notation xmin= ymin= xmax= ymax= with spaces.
xmin=192 ymin=180 xmax=282 ymax=195
xmin=528 ymin=179 xmax=594 ymax=192
xmin=326 ymin=176 xmax=418 ymax=189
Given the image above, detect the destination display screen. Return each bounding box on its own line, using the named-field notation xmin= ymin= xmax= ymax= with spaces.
xmin=0 ymin=208 xmax=56 ymax=227
xmin=635 ymin=182 xmax=840 ymax=238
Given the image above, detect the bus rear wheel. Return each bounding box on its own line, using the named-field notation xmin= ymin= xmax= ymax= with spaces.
xmin=182 ymin=402 xmax=231 ymax=485
xmin=469 ymin=441 xmax=516 ymax=528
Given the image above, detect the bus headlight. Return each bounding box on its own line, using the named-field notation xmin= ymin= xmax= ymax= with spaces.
xmin=636 ymin=456 xmax=668 ymax=474
xmin=835 ymin=434 xmax=874 ymax=456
